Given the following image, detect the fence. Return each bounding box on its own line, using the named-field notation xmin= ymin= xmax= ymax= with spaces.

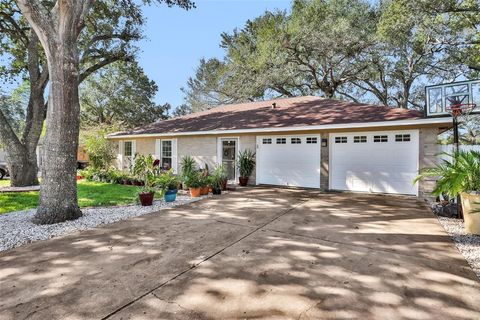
xmin=437 ymin=144 xmax=480 ymax=161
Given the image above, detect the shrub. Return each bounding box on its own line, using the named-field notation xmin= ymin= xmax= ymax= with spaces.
xmin=84 ymin=131 xmax=116 ymax=170
xmin=415 ymin=150 xmax=480 ymax=196
xmin=180 ymin=156 xmax=197 ymax=179
xmin=155 ymin=170 xmax=180 ymax=191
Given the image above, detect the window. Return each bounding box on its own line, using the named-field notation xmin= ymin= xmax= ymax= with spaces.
xmin=161 ymin=140 xmax=172 ymax=170
xmin=124 ymin=141 xmax=133 ymax=157
xmin=291 ymin=137 xmax=301 ymax=144
xmin=395 ymin=134 xmax=411 ymax=142
xmin=276 ymin=138 xmax=286 ymax=144
xmin=374 ymin=135 xmax=388 ymax=142
xmin=262 ymin=138 xmax=272 ymax=144
xmin=353 ymin=136 xmax=367 ymax=143
xmin=335 ymin=137 xmax=347 ymax=144
xmin=306 ymin=137 xmax=318 ymax=144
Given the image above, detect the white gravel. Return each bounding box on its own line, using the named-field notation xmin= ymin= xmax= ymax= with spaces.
xmin=0 ymin=194 xmax=206 ymax=252
xmin=437 ymin=216 xmax=480 ymax=279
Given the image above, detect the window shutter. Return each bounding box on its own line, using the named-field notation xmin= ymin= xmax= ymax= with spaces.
xmin=118 ymin=140 xmax=124 ymax=170
xmin=132 ymin=140 xmax=137 ymax=156
xmin=172 ymin=139 xmax=178 ymax=173
xmin=155 ymin=139 xmax=161 ymax=159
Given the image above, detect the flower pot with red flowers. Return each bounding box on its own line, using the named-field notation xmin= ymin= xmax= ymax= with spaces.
xmin=238 ymin=149 xmax=256 ymax=187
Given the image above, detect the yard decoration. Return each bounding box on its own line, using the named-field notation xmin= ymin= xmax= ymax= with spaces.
xmin=238 ymin=149 xmax=256 ymax=186
xmin=415 ymin=150 xmax=480 ymax=235
xmin=156 ymin=170 xmax=180 ymax=202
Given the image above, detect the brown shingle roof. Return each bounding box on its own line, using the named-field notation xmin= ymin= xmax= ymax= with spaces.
xmin=111 ymin=96 xmax=425 ymax=136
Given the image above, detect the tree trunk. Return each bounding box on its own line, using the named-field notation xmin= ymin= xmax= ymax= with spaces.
xmin=33 ymin=42 xmax=82 ymax=224
xmin=8 ymin=147 xmax=39 ymax=187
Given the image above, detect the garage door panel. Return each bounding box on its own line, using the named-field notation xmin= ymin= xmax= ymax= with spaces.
xmin=330 ymin=130 xmax=419 ymax=195
xmin=257 ymin=135 xmax=321 ymax=188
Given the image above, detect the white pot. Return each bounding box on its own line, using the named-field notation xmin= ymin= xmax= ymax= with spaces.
xmin=461 ymin=192 xmax=480 ymax=235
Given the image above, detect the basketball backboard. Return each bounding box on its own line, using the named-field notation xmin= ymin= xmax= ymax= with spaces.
xmin=425 ymin=79 xmax=480 ymax=117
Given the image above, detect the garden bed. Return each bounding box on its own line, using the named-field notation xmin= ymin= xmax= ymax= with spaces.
xmin=0 ymin=193 xmax=210 ymax=252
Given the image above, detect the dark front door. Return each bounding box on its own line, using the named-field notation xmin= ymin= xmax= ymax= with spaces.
xmin=222 ymin=139 xmax=237 ymax=181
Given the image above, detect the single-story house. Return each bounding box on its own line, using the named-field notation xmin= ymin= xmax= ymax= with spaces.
xmin=108 ymin=96 xmax=452 ymax=197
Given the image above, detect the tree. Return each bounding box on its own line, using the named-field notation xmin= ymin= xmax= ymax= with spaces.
xmin=172 ymin=103 xmax=192 ymax=117
xmin=80 ymin=61 xmax=169 ymax=128
xmin=0 ymin=0 xmax=146 ymax=186
xmin=13 ymin=0 xmax=194 ymax=224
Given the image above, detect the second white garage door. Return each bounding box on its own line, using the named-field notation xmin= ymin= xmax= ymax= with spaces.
xmin=256 ymin=135 xmax=321 ymax=188
xmin=330 ymin=130 xmax=419 ymax=195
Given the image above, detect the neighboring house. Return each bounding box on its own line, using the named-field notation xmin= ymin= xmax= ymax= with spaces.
xmin=108 ymin=96 xmax=452 ymax=197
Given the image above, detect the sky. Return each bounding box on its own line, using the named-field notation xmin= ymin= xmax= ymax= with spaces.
xmin=138 ymin=0 xmax=292 ymax=109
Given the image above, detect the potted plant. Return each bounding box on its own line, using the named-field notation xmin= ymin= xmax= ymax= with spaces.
xmin=416 ymin=150 xmax=480 ymax=235
xmin=237 ymin=149 xmax=256 ymax=186
xmin=180 ymin=156 xmax=197 ymax=190
xmin=199 ymin=169 xmax=210 ymax=195
xmin=156 ymin=170 xmax=180 ymax=202
xmin=132 ymin=154 xmax=159 ymax=206
xmin=184 ymin=171 xmax=202 ymax=197
xmin=210 ymin=165 xmax=226 ymax=195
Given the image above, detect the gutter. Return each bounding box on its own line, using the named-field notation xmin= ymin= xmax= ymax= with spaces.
xmin=107 ymin=117 xmax=452 ymax=139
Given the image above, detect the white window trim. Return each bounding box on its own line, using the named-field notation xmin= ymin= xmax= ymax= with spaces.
xmin=217 ymin=137 xmax=240 ymax=183
xmin=156 ymin=138 xmax=178 ymax=173
xmin=121 ymin=140 xmax=135 ymax=170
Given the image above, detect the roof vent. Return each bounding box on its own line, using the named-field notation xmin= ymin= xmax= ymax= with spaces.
xmin=271 ymin=102 xmax=277 ymax=109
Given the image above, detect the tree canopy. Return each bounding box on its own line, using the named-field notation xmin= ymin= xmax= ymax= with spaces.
xmin=183 ymin=0 xmax=479 ymax=111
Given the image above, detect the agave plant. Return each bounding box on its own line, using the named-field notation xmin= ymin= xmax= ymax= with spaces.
xmin=238 ymin=149 xmax=256 ymax=178
xmin=415 ymin=150 xmax=480 ymax=197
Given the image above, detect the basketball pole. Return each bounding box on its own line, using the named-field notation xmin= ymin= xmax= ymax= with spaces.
xmin=452 ymin=115 xmax=464 ymax=219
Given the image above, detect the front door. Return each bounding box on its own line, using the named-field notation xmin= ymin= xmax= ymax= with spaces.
xmin=221 ymin=139 xmax=237 ymax=181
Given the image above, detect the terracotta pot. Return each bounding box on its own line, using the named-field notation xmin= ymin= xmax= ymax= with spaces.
xmin=461 ymin=192 xmax=480 ymax=235
xmin=221 ymin=179 xmax=228 ymax=191
xmin=76 ymin=175 xmax=83 ymax=181
xmin=139 ymin=192 xmax=154 ymax=206
xmin=190 ymin=187 xmax=202 ymax=198
xmin=239 ymin=177 xmax=249 ymax=186
xmin=200 ymin=186 xmax=209 ymax=195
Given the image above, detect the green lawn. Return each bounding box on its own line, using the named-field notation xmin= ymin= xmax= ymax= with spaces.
xmin=0 ymin=179 xmax=9 ymax=187
xmin=0 ymin=180 xmax=139 ymax=215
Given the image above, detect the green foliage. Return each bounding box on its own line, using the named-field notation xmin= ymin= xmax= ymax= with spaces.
xmin=238 ymin=149 xmax=256 ymax=178
xmin=183 ymin=170 xmax=202 ymax=188
xmin=155 ymin=169 xmax=180 ymax=191
xmin=132 ymin=154 xmax=160 ymax=192
xmin=209 ymin=164 xmax=228 ymax=188
xmin=415 ymin=151 xmax=480 ymax=197
xmin=80 ymin=61 xmax=170 ymax=129
xmin=80 ymin=166 xmax=124 ymax=184
xmin=84 ymin=131 xmax=116 ymax=170
xmin=180 ymin=155 xmax=197 ymax=179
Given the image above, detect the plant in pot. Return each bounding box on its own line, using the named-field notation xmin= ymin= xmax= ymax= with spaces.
xmin=199 ymin=168 xmax=210 ymax=195
xmin=415 ymin=150 xmax=480 ymax=235
xmin=132 ymin=154 xmax=159 ymax=206
xmin=156 ymin=169 xmax=180 ymax=203
xmin=210 ymin=165 xmax=225 ymax=195
xmin=185 ymin=171 xmax=202 ymax=197
xmin=180 ymin=156 xmax=197 ymax=190
xmin=237 ymin=149 xmax=256 ymax=186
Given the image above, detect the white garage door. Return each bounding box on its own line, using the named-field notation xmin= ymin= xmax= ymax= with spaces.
xmin=257 ymin=135 xmax=321 ymax=188
xmin=330 ymin=130 xmax=419 ymax=195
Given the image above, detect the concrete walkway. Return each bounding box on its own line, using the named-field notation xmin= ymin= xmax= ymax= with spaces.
xmin=0 ymin=188 xmax=479 ymax=319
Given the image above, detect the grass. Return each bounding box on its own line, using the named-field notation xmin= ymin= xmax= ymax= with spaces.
xmin=0 ymin=179 xmax=9 ymax=187
xmin=0 ymin=180 xmax=139 ymax=215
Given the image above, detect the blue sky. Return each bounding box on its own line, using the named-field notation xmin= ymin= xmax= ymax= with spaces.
xmin=139 ymin=0 xmax=291 ymax=109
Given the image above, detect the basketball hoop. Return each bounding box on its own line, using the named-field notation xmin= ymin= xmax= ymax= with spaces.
xmin=445 ymin=103 xmax=476 ymax=118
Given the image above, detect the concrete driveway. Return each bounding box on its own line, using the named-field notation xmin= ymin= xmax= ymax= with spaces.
xmin=1 ymin=188 xmax=479 ymax=320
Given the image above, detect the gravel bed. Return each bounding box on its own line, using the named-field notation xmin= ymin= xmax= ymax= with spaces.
xmin=437 ymin=216 xmax=480 ymax=279
xmin=0 ymin=195 xmax=206 ymax=252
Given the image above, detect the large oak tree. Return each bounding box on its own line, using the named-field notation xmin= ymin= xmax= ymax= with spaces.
xmin=13 ymin=0 xmax=193 ymax=224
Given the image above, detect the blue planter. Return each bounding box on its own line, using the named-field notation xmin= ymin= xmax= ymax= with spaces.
xmin=164 ymin=189 xmax=178 ymax=202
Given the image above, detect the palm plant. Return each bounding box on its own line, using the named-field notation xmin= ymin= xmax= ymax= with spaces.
xmin=238 ymin=149 xmax=256 ymax=178
xmin=415 ymin=151 xmax=480 ymax=197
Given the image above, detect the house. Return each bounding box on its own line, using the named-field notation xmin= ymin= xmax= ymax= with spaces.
xmin=108 ymin=96 xmax=452 ymax=197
